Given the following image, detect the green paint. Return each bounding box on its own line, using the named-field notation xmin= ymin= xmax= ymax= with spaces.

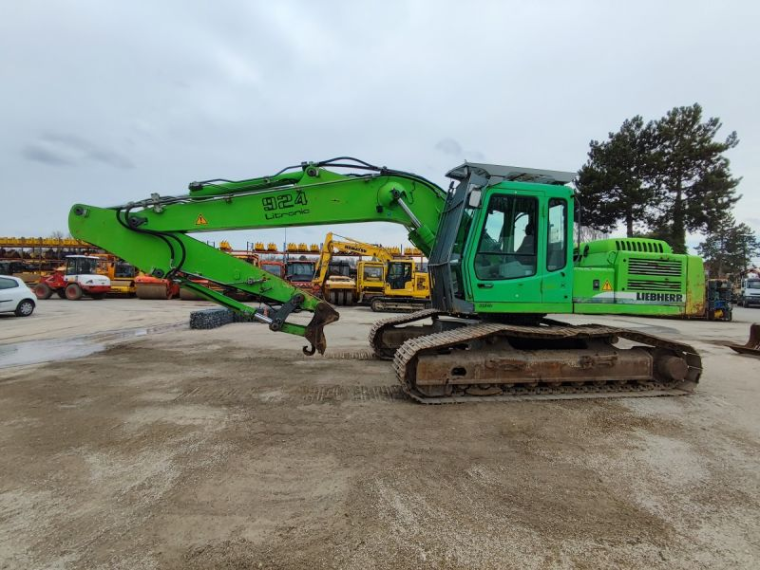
xmin=572 ymin=238 xmax=705 ymax=317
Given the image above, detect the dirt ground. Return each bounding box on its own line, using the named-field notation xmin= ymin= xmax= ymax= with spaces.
xmin=1 ymin=299 xmax=760 ymax=569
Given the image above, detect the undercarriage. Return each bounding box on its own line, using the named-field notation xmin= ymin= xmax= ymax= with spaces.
xmin=369 ymin=310 xmax=702 ymax=404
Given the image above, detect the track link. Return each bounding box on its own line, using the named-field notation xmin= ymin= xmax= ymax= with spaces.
xmin=368 ymin=308 xmax=444 ymax=360
xmin=370 ymin=297 xmax=431 ymax=313
xmin=392 ymin=322 xmax=702 ymax=404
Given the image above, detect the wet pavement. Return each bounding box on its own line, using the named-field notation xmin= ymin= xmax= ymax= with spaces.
xmin=0 ymin=323 xmax=185 ymax=368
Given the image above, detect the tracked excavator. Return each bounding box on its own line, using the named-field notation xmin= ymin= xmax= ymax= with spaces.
xmin=69 ymin=157 xmax=704 ymax=403
xmin=313 ymin=232 xmax=430 ymax=310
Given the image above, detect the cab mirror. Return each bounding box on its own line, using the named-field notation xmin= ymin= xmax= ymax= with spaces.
xmin=467 ymin=185 xmax=482 ymax=208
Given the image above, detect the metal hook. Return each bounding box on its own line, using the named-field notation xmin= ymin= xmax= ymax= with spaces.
xmin=302 ymin=343 xmax=316 ymax=356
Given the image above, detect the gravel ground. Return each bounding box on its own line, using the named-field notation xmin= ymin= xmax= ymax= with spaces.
xmin=1 ymin=299 xmax=759 ymax=569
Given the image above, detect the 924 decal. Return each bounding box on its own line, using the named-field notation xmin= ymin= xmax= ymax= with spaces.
xmin=262 ymin=190 xmax=309 ymax=220
xmin=262 ymin=190 xmax=308 ymax=211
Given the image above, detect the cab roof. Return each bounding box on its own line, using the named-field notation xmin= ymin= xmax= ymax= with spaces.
xmin=446 ymin=162 xmax=575 ymax=186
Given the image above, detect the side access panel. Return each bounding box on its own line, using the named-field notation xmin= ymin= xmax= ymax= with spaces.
xmin=573 ymin=250 xmax=692 ymax=317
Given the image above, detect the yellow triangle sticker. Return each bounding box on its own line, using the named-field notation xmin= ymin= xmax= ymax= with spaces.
xmin=195 ymin=214 xmax=208 ymax=226
xmin=602 ymin=279 xmax=613 ymax=292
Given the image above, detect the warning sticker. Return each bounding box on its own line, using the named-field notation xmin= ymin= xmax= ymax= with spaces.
xmin=195 ymin=214 xmax=208 ymax=225
xmin=602 ymin=279 xmax=613 ymax=292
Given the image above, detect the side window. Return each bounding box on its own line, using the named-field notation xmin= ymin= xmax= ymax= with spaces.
xmin=547 ymin=198 xmax=567 ymax=272
xmin=115 ymin=262 xmax=135 ymax=278
xmin=449 ymin=209 xmax=474 ymax=299
xmin=0 ymin=277 xmax=19 ymax=289
xmin=474 ymin=195 xmax=537 ymax=280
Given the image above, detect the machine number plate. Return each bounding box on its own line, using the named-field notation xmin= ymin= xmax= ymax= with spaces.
xmin=262 ymin=190 xmax=308 ymax=211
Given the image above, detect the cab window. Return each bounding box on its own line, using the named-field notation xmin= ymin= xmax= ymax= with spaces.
xmin=287 ymin=263 xmax=314 ymax=281
xmin=262 ymin=263 xmax=283 ymax=276
xmin=450 ymin=209 xmax=474 ymax=298
xmin=547 ymin=198 xmax=567 ymax=272
xmin=474 ymin=195 xmax=537 ymax=280
xmin=387 ymin=262 xmax=412 ymax=289
xmin=115 ymin=262 xmax=136 ymax=278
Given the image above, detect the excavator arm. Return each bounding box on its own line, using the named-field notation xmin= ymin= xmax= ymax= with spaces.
xmin=68 ymin=158 xmax=445 ymax=354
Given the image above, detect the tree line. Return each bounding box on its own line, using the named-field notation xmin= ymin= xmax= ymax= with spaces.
xmin=576 ymin=103 xmax=759 ymax=276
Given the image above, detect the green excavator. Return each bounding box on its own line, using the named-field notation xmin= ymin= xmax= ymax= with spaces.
xmin=69 ymin=157 xmax=704 ymax=402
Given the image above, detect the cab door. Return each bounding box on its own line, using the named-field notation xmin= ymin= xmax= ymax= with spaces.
xmin=469 ymin=192 xmax=544 ymax=310
xmin=385 ymin=261 xmax=413 ymax=295
xmin=541 ymin=197 xmax=572 ymax=311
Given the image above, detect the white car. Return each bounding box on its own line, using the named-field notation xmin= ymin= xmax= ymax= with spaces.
xmin=0 ymin=275 xmax=36 ymax=317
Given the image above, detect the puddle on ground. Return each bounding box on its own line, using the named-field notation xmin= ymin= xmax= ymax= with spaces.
xmin=0 ymin=338 xmax=106 ymax=368
xmin=0 ymin=323 xmax=185 ymax=369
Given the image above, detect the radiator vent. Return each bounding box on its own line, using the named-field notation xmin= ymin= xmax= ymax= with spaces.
xmin=627 ymin=279 xmax=683 ymax=292
xmin=615 ymin=240 xmax=666 ymax=253
xmin=628 ymin=258 xmax=682 ymax=277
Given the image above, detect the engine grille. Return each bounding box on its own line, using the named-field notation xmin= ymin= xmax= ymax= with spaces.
xmin=628 ymin=258 xmax=682 ymax=277
xmin=627 ymin=279 xmax=683 ymax=292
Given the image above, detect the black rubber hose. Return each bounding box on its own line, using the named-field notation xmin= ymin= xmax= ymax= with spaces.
xmin=116 ymin=205 xmax=187 ymax=278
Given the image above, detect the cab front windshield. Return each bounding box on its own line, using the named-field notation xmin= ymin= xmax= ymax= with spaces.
xmin=287 ymin=262 xmax=315 ymax=282
xmin=262 ymin=263 xmax=283 ymax=277
xmin=747 ymin=280 xmax=760 ymax=289
xmin=115 ymin=262 xmax=136 ymax=278
xmin=363 ymin=266 xmax=383 ymax=281
xmin=474 ymin=195 xmax=538 ymax=280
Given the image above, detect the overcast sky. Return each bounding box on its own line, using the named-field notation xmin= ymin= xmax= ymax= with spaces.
xmin=2 ymin=0 xmax=758 ymax=254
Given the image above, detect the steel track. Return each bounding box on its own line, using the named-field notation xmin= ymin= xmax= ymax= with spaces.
xmin=368 ymin=308 xmax=443 ymax=359
xmin=392 ymin=321 xmax=702 ymax=404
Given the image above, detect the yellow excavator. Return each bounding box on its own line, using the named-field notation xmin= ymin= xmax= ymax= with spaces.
xmin=313 ymin=232 xmax=430 ymax=311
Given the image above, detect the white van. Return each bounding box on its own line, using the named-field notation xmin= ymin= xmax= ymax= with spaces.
xmin=740 ymin=278 xmax=760 ymax=308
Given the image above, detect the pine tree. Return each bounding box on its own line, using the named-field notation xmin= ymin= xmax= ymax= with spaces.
xmin=697 ymin=215 xmax=760 ymax=276
xmin=649 ymin=104 xmax=740 ymax=253
xmin=576 ymin=116 xmax=657 ymax=236
xmin=577 ymin=104 xmax=740 ymax=253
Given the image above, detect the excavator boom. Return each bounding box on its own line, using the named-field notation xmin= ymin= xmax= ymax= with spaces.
xmin=69 ymin=158 xmax=446 ymax=354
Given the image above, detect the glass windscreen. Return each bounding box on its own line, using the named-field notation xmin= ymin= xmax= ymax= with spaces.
xmin=287 ymin=262 xmax=315 ymax=281
xmin=474 ymin=195 xmax=538 ymax=280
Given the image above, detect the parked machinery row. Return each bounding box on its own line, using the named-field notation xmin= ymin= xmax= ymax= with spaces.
xmin=312 ymin=232 xmax=430 ymax=311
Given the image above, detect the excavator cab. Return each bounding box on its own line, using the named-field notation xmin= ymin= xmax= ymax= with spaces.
xmin=386 ymin=260 xmax=413 ymax=290
xmin=429 ymin=163 xmax=575 ymax=317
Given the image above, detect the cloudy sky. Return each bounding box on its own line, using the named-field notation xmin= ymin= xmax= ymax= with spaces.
xmin=2 ymin=0 xmax=758 ymax=254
